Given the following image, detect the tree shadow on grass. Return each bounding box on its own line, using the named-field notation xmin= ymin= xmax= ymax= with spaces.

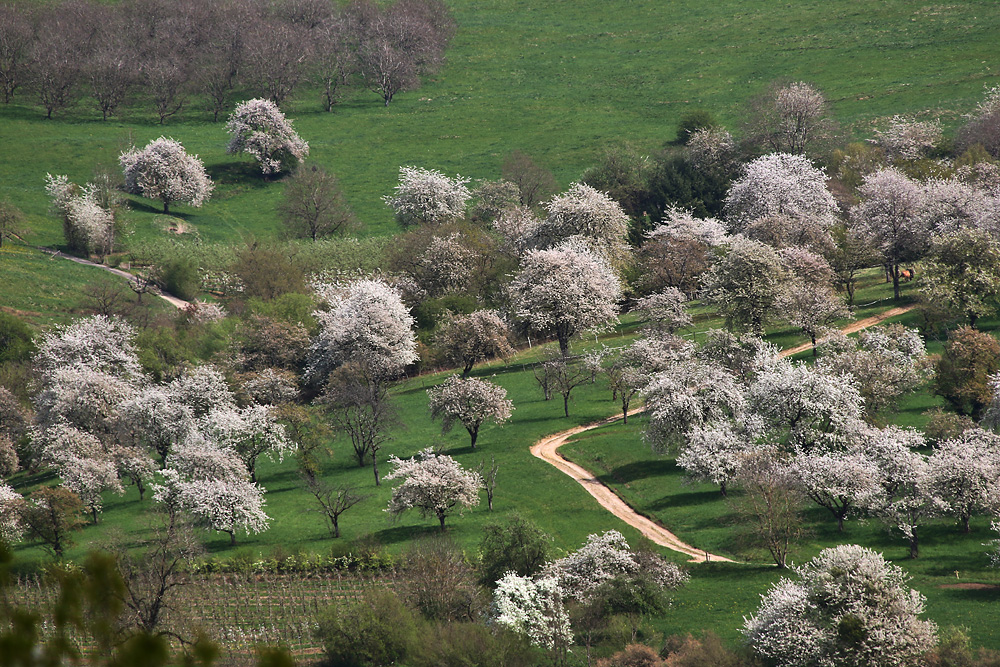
xmin=374 ymin=523 xmax=446 ymax=546
xmin=648 ymin=489 xmax=724 ymax=511
xmin=607 ymin=459 xmax=678 ymax=484
xmin=206 ymin=161 xmax=276 ymax=188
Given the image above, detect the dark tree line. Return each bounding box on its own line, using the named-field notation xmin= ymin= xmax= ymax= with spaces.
xmin=0 ymin=0 xmax=454 ymax=121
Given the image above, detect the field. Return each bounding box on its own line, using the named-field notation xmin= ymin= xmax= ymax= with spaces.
xmin=4 ymin=0 xmax=1000 ymax=659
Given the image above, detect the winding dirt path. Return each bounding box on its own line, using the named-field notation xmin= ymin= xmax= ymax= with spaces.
xmin=779 ymin=305 xmax=917 ymax=358
xmin=531 ymin=411 xmax=733 ymax=563
xmin=36 ymin=245 xmax=190 ymax=309
xmin=531 ymin=302 xmax=918 ymax=563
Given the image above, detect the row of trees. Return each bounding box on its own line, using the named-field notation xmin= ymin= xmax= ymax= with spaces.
xmin=0 ymin=0 xmax=454 ymax=121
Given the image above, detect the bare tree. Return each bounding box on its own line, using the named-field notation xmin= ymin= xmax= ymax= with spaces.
xmin=502 ymin=150 xmax=558 ymax=208
xmin=320 ymin=362 xmax=398 ymax=486
xmin=477 ymin=455 xmax=499 ymax=511
xmin=84 ymin=12 xmax=138 ymax=120
xmin=544 ymin=355 xmax=592 ymax=418
xmin=0 ymin=4 xmax=32 ymax=103
xmin=278 ymin=165 xmax=358 ymax=240
xmin=28 ymin=6 xmax=88 ymax=119
xmin=743 ymin=80 xmax=838 ymax=156
xmin=729 ymin=451 xmax=805 ymax=568
xmin=243 ymin=18 xmax=310 ymax=105
xmin=0 ymin=200 xmax=24 ymax=248
xmin=308 ymin=11 xmax=357 ymax=111
xmin=302 ymin=475 xmax=367 ymax=538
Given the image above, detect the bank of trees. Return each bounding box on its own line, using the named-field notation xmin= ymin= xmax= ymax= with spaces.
xmin=0 ymin=0 xmax=455 ymax=120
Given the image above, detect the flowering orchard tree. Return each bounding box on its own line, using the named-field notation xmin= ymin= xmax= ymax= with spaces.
xmin=791 ymin=451 xmax=880 ymax=531
xmin=427 ymin=375 xmax=513 ymax=449
xmin=873 ymin=115 xmax=943 ymax=161
xmin=927 ymin=428 xmax=1000 ymax=533
xmin=745 ymin=81 xmax=835 ymax=156
xmin=45 ymin=174 xmax=116 ymax=257
xmin=777 ymin=280 xmax=851 ymax=355
xmin=167 ymin=364 xmax=236 ymax=418
xmin=749 ymin=362 xmax=865 ymax=453
xmin=686 ymin=126 xmax=736 ymax=171
xmin=116 ymin=387 xmax=195 ymax=461
xmin=533 ymin=182 xmax=630 ymax=267
xmin=306 ymin=279 xmax=418 ymax=386
xmin=225 ymin=98 xmax=308 ymax=175
xmin=33 ymin=366 xmax=134 ymax=439
xmin=165 ymin=434 xmax=249 ymax=484
xmin=34 ymin=315 xmax=142 ymax=382
xmin=744 ymin=544 xmax=936 ymax=667
xmin=850 ymin=168 xmax=928 ymax=300
xmin=702 ymin=237 xmax=786 ymax=335
xmin=435 ymin=310 xmax=514 ymax=377
xmin=642 ymin=358 xmax=746 ymax=453
xmin=724 ymin=153 xmax=836 ymax=231
xmin=696 ymin=329 xmax=778 ymax=384
xmin=384 ymin=448 xmax=482 ymax=530
xmin=491 ymin=573 xmax=572 ymax=651
xmin=199 ymin=404 xmax=293 ymax=482
xmin=638 ymin=208 xmax=727 ymax=297
xmin=861 ymin=428 xmax=946 ymax=558
xmin=153 ymin=469 xmax=269 ymax=546
xmin=677 ymin=422 xmax=763 ymax=496
xmin=383 ymin=166 xmax=471 ymax=227
xmin=544 ymin=530 xmax=688 ymax=603
xmin=119 ymin=137 xmax=213 ymax=214
xmin=920 ymin=228 xmax=1000 ymax=327
xmin=508 ymin=240 xmax=622 ymax=356
xmin=634 ymin=288 xmax=692 ymax=336
xmin=413 ymin=232 xmax=474 ymax=297
xmin=603 ymin=338 xmax=692 ymax=424
xmin=0 ymin=483 xmax=23 ymax=544
xmin=817 ymin=326 xmax=931 ymax=417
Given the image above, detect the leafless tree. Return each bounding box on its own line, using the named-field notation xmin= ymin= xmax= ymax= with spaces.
xmin=743 ymin=80 xmax=838 ymax=157
xmin=544 ymin=354 xmax=592 ymax=418
xmin=28 ymin=4 xmax=90 ymax=119
xmin=244 ymin=18 xmax=310 ymax=105
xmin=0 ymin=4 xmax=32 ymax=103
xmin=84 ymin=11 xmax=139 ymax=120
xmin=477 ymin=455 xmax=499 ymax=511
xmin=302 ymin=475 xmax=367 ymax=538
xmin=278 ymin=164 xmax=358 ymax=240
xmin=729 ymin=451 xmax=805 ymax=568
xmin=308 ymin=10 xmax=358 ymax=111
xmin=320 ymin=362 xmax=399 ymax=486
xmin=502 ymin=150 xmax=558 ymax=208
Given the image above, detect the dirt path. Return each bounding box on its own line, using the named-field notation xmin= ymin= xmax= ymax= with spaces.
xmin=779 ymin=305 xmax=917 ymax=358
xmin=530 ymin=411 xmax=733 ymax=563
xmin=531 ymin=302 xmax=918 ymax=563
xmin=37 ymin=246 xmax=190 ymax=309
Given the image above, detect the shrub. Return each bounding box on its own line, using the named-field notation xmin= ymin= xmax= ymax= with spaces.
xmin=158 ymin=257 xmax=200 ymax=301
xmin=934 ymin=326 xmax=1000 ymax=417
xmin=479 ymin=513 xmax=552 ymax=587
xmin=315 ymin=589 xmax=417 ymax=667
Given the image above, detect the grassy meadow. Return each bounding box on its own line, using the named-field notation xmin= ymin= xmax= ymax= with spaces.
xmin=4 ymin=0 xmax=1000 ymax=655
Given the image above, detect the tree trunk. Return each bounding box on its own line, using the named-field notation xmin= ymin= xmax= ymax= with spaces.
xmin=438 ymin=512 xmax=446 ymax=531
xmin=891 ymin=264 xmax=901 ymax=301
xmin=563 ymin=394 xmax=570 ymax=418
xmin=963 ymin=513 xmax=971 ymax=534
xmin=229 ymin=531 xmax=236 ymax=546
xmin=969 ymin=311 xmax=978 ymax=328
xmin=163 ymin=200 xmax=170 ymax=214
xmin=558 ymin=334 xmax=570 ymax=357
xmin=469 ymin=427 xmax=478 ymax=449
xmin=372 ymin=455 xmax=380 ymax=486
xmin=332 ymin=516 xmax=340 ymax=539
xmin=811 ymin=332 xmax=818 ymax=356
xmin=909 ymin=532 xmax=919 ymax=559
xmin=462 ymin=361 xmax=474 ymax=378
xmin=621 ymin=396 xmax=630 ymax=424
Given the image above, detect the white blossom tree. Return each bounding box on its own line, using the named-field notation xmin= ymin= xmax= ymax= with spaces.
xmin=412 ymin=232 xmax=475 ymax=297
xmin=383 ymin=166 xmax=471 ymax=228
xmin=45 ymin=174 xmax=116 ymax=257
xmin=927 ymin=428 xmax=1000 ymax=533
xmin=531 ymin=182 xmax=631 ymax=268
xmin=427 ymin=376 xmax=513 ymax=449
xmin=791 ymin=451 xmax=881 ymax=531
xmin=634 ymin=288 xmax=692 ymax=337
xmin=199 ymin=404 xmax=294 ymax=482
xmin=677 ymin=422 xmax=763 ymax=496
xmin=543 ymin=529 xmax=688 ymax=603
xmin=225 ymin=98 xmax=309 ymax=175
xmin=119 ymin=137 xmax=213 ymax=214
xmin=702 ymin=237 xmax=786 ymax=335
xmin=743 ymin=544 xmax=936 ymax=667
xmin=153 ymin=470 xmax=269 ymax=546
xmin=873 ymin=115 xmax=943 ymax=161
xmin=34 ymin=315 xmax=142 ymax=382
xmin=167 ymin=365 xmax=236 ymax=418
xmin=0 ymin=483 xmax=22 ymax=544
xmin=817 ymin=326 xmax=931 ymax=418
xmin=777 ymin=280 xmax=852 ymax=355
xmin=434 ymin=310 xmax=514 ymax=377
xmin=748 ymin=362 xmax=865 ymax=453
xmin=724 ymin=153 xmax=837 ymax=231
xmin=642 ymin=358 xmax=746 ymax=453
xmin=508 ymin=240 xmax=622 ymax=356
xmin=860 ymin=427 xmax=946 ymax=558
xmin=849 ymin=168 xmax=928 ymax=300
xmin=491 ymin=573 xmax=572 ymax=651
xmin=306 ymin=279 xmax=418 ymax=386
xmin=384 ymin=448 xmax=482 ymax=530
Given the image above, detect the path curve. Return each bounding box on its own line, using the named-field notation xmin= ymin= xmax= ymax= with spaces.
xmin=531 ymin=411 xmax=733 ymax=563
xmin=36 ymin=245 xmax=190 ymax=309
xmin=779 ymin=305 xmax=916 ymax=358
xmin=531 ymin=302 xmax=918 ymax=563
